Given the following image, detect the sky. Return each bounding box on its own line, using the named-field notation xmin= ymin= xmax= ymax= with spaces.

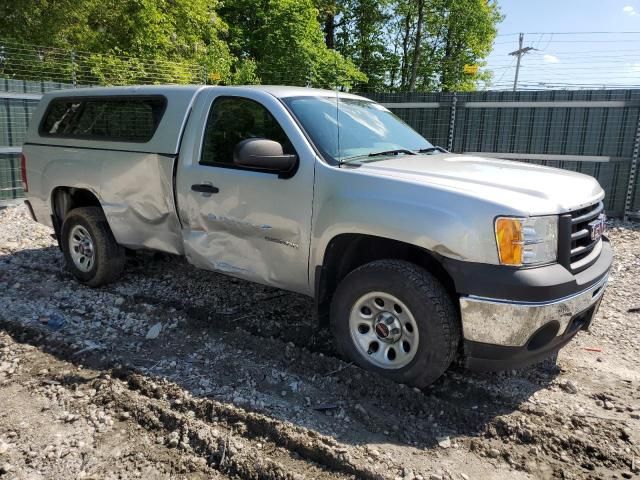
xmin=484 ymin=0 xmax=640 ymax=89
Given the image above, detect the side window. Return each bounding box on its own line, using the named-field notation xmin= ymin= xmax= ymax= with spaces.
xmin=40 ymin=96 xmax=166 ymax=142
xmin=40 ymin=100 xmax=83 ymax=136
xmin=200 ymin=96 xmax=293 ymax=167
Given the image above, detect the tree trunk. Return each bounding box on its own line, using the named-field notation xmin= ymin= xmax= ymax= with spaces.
xmin=324 ymin=13 xmax=335 ymax=49
xmin=400 ymin=13 xmax=411 ymax=88
xmin=408 ymin=0 xmax=424 ymax=92
xmin=440 ymin=0 xmax=453 ymax=91
xmin=389 ymin=27 xmax=401 ymax=89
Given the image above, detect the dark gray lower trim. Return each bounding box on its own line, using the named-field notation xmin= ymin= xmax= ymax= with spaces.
xmin=440 ymin=238 xmax=612 ymax=303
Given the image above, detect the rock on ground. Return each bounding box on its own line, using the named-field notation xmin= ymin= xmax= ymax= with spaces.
xmin=0 ymin=204 xmax=638 ymax=479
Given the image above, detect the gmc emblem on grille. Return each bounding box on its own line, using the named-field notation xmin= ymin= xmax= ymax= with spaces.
xmin=589 ymin=214 xmax=606 ymax=241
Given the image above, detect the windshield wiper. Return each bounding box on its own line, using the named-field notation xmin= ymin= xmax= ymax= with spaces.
xmin=417 ymin=146 xmax=448 ymax=154
xmin=340 ymin=148 xmax=416 ymax=165
xmin=368 ymin=148 xmax=417 ymax=157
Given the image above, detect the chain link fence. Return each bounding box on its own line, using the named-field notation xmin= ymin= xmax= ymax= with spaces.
xmin=1 ymin=41 xmax=639 ymax=218
xmin=364 ymin=90 xmax=640 ymax=218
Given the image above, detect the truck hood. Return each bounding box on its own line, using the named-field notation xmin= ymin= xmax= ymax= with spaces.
xmin=356 ymin=153 xmax=604 ymax=215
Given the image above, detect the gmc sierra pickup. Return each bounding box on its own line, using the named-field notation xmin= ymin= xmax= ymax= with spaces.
xmin=21 ymin=85 xmax=612 ymax=387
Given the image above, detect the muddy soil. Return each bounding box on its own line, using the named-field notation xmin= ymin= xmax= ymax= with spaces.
xmin=0 ymin=204 xmax=638 ymax=480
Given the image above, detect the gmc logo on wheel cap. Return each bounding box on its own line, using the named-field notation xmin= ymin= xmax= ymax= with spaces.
xmin=375 ymin=323 xmax=390 ymax=338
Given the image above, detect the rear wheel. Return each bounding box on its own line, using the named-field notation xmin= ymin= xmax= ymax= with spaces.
xmin=330 ymin=259 xmax=460 ymax=387
xmin=61 ymin=207 xmax=125 ymax=287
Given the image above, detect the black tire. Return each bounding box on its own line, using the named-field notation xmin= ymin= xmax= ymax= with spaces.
xmin=330 ymin=259 xmax=460 ymax=388
xmin=61 ymin=206 xmax=125 ymax=287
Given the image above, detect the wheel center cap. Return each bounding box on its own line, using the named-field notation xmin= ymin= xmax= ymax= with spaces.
xmin=374 ymin=312 xmax=402 ymax=343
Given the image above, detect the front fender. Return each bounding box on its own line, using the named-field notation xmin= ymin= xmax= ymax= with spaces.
xmin=310 ymin=164 xmax=513 ymax=287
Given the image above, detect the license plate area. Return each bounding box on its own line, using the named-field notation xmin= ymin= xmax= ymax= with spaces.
xmin=566 ymin=304 xmax=597 ymax=334
xmin=589 ymin=214 xmax=606 ymax=241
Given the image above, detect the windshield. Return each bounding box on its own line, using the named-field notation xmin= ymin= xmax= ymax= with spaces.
xmin=283 ymin=96 xmax=433 ymax=163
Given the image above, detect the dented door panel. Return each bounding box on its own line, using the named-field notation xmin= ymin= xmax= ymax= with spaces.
xmin=176 ymin=88 xmax=316 ymax=295
xmin=181 ymin=184 xmax=306 ymax=290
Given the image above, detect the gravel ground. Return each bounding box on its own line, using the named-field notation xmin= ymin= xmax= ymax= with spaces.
xmin=0 ymin=203 xmax=638 ymax=480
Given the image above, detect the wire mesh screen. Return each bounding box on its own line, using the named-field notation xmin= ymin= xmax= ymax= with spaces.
xmin=0 ymin=42 xmax=639 ymax=216
xmin=363 ymin=90 xmax=640 ymax=217
xmin=0 ymin=154 xmax=21 ymax=200
xmin=0 ymin=41 xmax=203 ymax=88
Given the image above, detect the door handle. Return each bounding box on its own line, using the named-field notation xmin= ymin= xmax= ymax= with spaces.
xmin=191 ymin=184 xmax=219 ymax=194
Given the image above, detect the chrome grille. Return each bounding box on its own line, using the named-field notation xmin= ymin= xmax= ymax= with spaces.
xmin=568 ymin=201 xmax=604 ymax=272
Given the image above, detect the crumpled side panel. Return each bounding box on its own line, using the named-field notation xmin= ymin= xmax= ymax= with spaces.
xmin=100 ymin=153 xmax=184 ymax=255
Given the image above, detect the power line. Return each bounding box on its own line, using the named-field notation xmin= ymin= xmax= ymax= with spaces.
xmin=487 ymin=30 xmax=640 ymax=90
xmin=529 ymin=39 xmax=640 ymax=44
xmin=486 ymin=58 xmax=640 ymax=68
xmin=492 ymin=56 xmax=516 ymax=84
xmin=488 ymin=53 xmax=640 ymax=62
xmin=486 ymin=61 xmax=640 ymax=70
xmin=497 ymin=31 xmax=640 ymax=36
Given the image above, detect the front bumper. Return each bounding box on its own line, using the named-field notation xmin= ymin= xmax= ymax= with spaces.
xmin=444 ymin=238 xmax=612 ymax=371
xmin=460 ymin=272 xmax=608 ymax=347
xmin=461 ymin=274 xmax=607 ymax=370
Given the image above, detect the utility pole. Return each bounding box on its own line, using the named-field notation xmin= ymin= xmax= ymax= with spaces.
xmin=509 ymin=33 xmax=535 ymax=92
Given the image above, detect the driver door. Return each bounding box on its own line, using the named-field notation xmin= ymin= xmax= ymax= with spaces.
xmin=176 ymin=89 xmax=315 ymax=295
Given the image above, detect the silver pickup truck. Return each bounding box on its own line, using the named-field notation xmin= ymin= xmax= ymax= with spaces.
xmin=21 ymin=85 xmax=612 ymax=387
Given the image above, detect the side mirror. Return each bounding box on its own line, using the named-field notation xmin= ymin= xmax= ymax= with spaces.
xmin=233 ymin=138 xmax=297 ymax=173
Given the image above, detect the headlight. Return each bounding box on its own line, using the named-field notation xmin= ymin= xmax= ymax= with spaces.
xmin=495 ymin=216 xmax=558 ymax=266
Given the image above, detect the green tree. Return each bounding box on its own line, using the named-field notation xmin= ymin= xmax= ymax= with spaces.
xmin=313 ymin=0 xmax=342 ymax=49
xmin=314 ymin=0 xmax=501 ymax=92
xmin=220 ymin=0 xmax=365 ymax=88
xmin=1 ymin=0 xmax=499 ymax=92
xmin=0 ymin=0 xmax=87 ymax=47
xmin=79 ymin=0 xmax=234 ymax=83
xmin=0 ymin=0 xmax=236 ymax=85
xmin=436 ymin=0 xmax=501 ymax=91
xmin=335 ymin=0 xmax=393 ymax=91
xmin=392 ymin=0 xmax=502 ymax=92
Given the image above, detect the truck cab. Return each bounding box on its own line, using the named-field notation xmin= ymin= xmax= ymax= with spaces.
xmin=22 ymin=85 xmax=612 ymax=387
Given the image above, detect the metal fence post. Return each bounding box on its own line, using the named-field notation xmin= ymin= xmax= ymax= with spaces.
xmin=624 ymin=110 xmax=640 ymax=221
xmin=71 ymin=50 xmax=77 ymax=87
xmin=447 ymin=92 xmax=457 ymax=152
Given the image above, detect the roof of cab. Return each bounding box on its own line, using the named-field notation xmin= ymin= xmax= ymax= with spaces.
xmin=42 ymin=84 xmax=370 ymax=101
xmin=225 ymin=85 xmax=369 ymax=100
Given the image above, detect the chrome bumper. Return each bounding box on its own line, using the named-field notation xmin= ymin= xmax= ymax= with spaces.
xmin=459 ymin=274 xmax=608 ymax=347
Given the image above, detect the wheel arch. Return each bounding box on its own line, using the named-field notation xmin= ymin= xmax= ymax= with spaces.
xmin=50 ymin=187 xmax=103 ymax=244
xmin=314 ymin=233 xmax=458 ymax=328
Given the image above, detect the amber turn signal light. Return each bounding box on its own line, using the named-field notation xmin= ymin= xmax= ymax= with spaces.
xmin=495 ymin=217 xmax=524 ymax=266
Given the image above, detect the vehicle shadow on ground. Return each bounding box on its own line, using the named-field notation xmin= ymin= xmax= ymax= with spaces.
xmin=1 ymin=246 xmax=560 ymax=452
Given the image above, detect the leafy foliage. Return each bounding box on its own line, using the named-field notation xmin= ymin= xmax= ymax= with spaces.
xmin=322 ymin=0 xmax=502 ymax=91
xmin=219 ymin=0 xmax=365 ymax=87
xmin=0 ymin=0 xmax=234 ymax=84
xmin=0 ymin=0 xmax=501 ymax=91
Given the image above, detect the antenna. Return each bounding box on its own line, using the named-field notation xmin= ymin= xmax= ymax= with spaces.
xmin=335 ymin=61 xmax=341 ymax=163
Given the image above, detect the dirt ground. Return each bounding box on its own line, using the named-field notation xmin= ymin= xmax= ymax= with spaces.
xmin=0 ymin=203 xmax=638 ymax=480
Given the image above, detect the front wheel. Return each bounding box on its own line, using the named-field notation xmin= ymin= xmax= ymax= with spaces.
xmin=61 ymin=207 xmax=125 ymax=287
xmin=330 ymin=259 xmax=460 ymax=388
